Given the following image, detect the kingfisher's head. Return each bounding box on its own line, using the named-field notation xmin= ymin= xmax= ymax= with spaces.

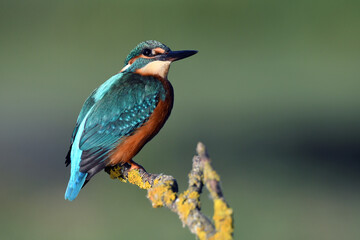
xmin=120 ymin=40 xmax=197 ymax=78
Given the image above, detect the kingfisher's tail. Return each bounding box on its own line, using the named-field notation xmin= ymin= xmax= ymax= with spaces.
xmin=65 ymin=172 xmax=88 ymax=201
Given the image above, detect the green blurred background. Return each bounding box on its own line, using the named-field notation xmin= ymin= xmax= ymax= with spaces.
xmin=1 ymin=0 xmax=359 ymax=239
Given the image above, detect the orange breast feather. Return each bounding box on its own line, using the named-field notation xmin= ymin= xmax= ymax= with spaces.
xmin=108 ymin=78 xmax=173 ymax=165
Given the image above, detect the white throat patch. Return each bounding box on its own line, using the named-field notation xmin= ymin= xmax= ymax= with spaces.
xmin=137 ymin=60 xmax=171 ymax=78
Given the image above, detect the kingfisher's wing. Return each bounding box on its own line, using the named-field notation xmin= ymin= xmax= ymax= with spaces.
xmin=77 ymin=73 xmax=165 ymax=177
xmin=71 ymin=92 xmax=97 ymax=143
xmin=65 ymin=90 xmax=96 ymax=167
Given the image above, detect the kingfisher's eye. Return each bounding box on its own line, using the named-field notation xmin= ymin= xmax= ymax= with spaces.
xmin=143 ymin=49 xmax=152 ymax=56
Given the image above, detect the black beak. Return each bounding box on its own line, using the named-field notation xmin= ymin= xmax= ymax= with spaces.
xmin=157 ymin=50 xmax=198 ymax=62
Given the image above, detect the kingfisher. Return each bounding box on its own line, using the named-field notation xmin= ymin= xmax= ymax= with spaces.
xmin=64 ymin=40 xmax=197 ymax=201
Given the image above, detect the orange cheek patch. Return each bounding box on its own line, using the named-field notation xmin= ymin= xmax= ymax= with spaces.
xmin=129 ymin=56 xmax=141 ymax=64
xmin=153 ymin=48 xmax=166 ymax=55
xmin=120 ymin=48 xmax=166 ymax=73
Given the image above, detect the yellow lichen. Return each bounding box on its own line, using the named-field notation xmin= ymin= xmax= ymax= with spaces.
xmin=188 ymin=191 xmax=200 ymax=200
xmin=210 ymin=199 xmax=234 ymax=240
xmin=163 ymin=189 xmax=176 ymax=205
xmin=204 ymin=162 xmax=220 ymax=182
xmin=147 ymin=180 xmax=176 ymax=208
xmin=153 ymin=178 xmax=160 ymax=186
xmin=127 ymin=170 xmax=151 ymax=189
xmin=196 ymin=227 xmax=207 ymax=240
xmin=109 ymin=166 xmax=121 ymax=179
xmin=182 ymin=189 xmax=190 ymax=196
xmin=147 ymin=190 xmax=163 ymax=208
xmin=176 ymin=190 xmax=199 ymax=223
xmin=109 ymin=166 xmax=127 ymax=182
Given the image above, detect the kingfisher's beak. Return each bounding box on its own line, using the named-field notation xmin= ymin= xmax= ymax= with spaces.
xmin=157 ymin=50 xmax=198 ymax=62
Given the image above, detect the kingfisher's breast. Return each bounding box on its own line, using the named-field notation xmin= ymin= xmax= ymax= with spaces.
xmin=108 ymin=77 xmax=174 ymax=165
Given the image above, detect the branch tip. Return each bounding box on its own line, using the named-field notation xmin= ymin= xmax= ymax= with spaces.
xmin=196 ymin=142 xmax=208 ymax=158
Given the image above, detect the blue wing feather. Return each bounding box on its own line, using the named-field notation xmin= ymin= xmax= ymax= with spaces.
xmin=79 ymin=95 xmax=158 ymax=150
xmin=70 ymin=91 xmax=96 ymax=143
xmin=79 ymin=74 xmax=164 ymax=151
xmin=65 ymin=72 xmax=165 ymax=201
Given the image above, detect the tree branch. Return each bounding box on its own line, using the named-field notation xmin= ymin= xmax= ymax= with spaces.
xmin=104 ymin=142 xmax=234 ymax=240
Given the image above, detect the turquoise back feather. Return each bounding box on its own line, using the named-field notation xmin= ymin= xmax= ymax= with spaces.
xmin=65 ymin=72 xmax=166 ymax=200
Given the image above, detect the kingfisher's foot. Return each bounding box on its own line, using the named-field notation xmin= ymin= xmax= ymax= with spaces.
xmin=129 ymin=160 xmax=146 ymax=172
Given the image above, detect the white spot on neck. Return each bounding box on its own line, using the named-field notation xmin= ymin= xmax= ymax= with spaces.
xmin=137 ymin=60 xmax=171 ymax=79
xmin=120 ymin=64 xmax=131 ymax=72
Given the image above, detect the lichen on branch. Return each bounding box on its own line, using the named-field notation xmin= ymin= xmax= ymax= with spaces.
xmin=104 ymin=142 xmax=234 ymax=240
